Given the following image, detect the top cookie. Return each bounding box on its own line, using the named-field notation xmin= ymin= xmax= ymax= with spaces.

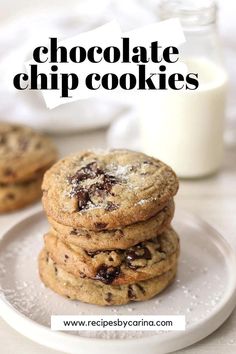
xmin=42 ymin=149 xmax=178 ymax=230
xmin=0 ymin=123 xmax=58 ymax=183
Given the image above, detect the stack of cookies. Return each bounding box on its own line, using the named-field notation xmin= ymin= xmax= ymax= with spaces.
xmin=39 ymin=149 xmax=179 ymax=306
xmin=0 ymin=122 xmax=57 ymax=212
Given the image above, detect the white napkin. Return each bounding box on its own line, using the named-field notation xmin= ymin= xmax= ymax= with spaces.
xmin=0 ymin=0 xmax=156 ymax=133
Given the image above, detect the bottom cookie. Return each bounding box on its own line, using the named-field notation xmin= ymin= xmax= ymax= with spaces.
xmin=0 ymin=176 xmax=43 ymax=213
xmin=39 ymin=249 xmax=177 ymax=306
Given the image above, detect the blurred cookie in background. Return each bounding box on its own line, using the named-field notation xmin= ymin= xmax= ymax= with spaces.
xmin=0 ymin=122 xmax=58 ymax=212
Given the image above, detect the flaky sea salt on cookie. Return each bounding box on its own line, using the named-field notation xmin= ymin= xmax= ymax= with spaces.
xmin=42 ymin=149 xmax=179 ymax=230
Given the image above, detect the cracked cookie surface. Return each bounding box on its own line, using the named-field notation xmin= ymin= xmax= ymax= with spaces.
xmin=42 ymin=149 xmax=179 ymax=230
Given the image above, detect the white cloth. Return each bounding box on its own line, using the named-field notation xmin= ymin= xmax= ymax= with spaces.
xmin=0 ymin=0 xmax=235 ymax=135
xmin=0 ymin=0 xmax=156 ymax=133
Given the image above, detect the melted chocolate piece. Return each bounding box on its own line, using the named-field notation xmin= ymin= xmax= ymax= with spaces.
xmin=70 ymin=229 xmax=78 ymax=235
xmin=86 ymin=250 xmax=101 ymax=258
xmin=105 ymin=292 xmax=113 ymax=303
xmin=136 ymin=284 xmax=146 ymax=295
xmin=95 ymin=265 xmax=120 ymax=284
xmin=68 ymin=162 xmax=102 ymax=184
xmin=68 ymin=162 xmax=119 ymax=211
xmin=94 ymin=222 xmax=107 ymax=230
xmin=76 ymin=189 xmax=91 ymax=210
xmin=0 ymin=135 xmax=6 ymax=144
xmin=128 ymin=285 xmax=136 ymax=299
xmin=6 ymin=193 xmax=15 ymax=200
xmin=4 ymin=168 xmax=15 ymax=177
xmin=125 ymin=245 xmax=152 ymax=269
xmin=35 ymin=142 xmax=42 ymax=149
xmin=18 ymin=137 xmax=29 ymax=151
xmin=105 ymin=201 xmax=118 ymax=211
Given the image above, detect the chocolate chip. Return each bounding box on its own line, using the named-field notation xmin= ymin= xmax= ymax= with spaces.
xmin=64 ymin=254 xmax=69 ymax=262
xmin=4 ymin=168 xmax=15 ymax=177
xmin=86 ymin=250 xmax=100 ymax=258
xmin=54 ymin=266 xmax=58 ymax=275
xmin=108 ymin=256 xmax=114 ymax=262
xmin=35 ymin=142 xmax=42 ymax=149
xmin=105 ymin=292 xmax=113 ymax=303
xmin=68 ymin=162 xmax=119 ymax=210
xmin=125 ymin=246 xmax=152 ymax=269
xmin=6 ymin=193 xmax=15 ymax=200
xmin=68 ymin=162 xmax=103 ymax=184
xmin=70 ymin=229 xmax=78 ymax=235
xmin=76 ymin=189 xmax=91 ymax=210
xmin=128 ymin=285 xmax=136 ymax=299
xmin=94 ymin=222 xmax=107 ymax=230
xmin=95 ymin=265 xmax=120 ymax=284
xmin=136 ymin=284 xmax=146 ymax=295
xmin=11 ymin=126 xmax=20 ymax=132
xmin=116 ymin=229 xmax=124 ymax=238
xmin=18 ymin=137 xmax=29 ymax=151
xmin=66 ymin=295 xmax=71 ymax=299
xmin=105 ymin=201 xmax=118 ymax=212
xmin=0 ymin=135 xmax=6 ymax=144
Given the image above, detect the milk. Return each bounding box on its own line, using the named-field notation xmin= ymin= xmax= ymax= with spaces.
xmin=139 ymin=58 xmax=228 ymax=178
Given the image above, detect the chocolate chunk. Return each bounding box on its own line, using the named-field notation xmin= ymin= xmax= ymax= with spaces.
xmin=35 ymin=142 xmax=42 ymax=149
xmin=105 ymin=292 xmax=113 ymax=303
xmin=76 ymin=189 xmax=91 ymax=210
xmin=68 ymin=162 xmax=103 ymax=184
xmin=136 ymin=284 xmax=146 ymax=295
xmin=125 ymin=246 xmax=152 ymax=269
xmin=94 ymin=222 xmax=107 ymax=230
xmin=18 ymin=137 xmax=29 ymax=151
xmin=6 ymin=193 xmax=15 ymax=200
xmin=105 ymin=201 xmax=118 ymax=211
xmin=95 ymin=265 xmax=120 ymax=284
xmin=4 ymin=168 xmax=15 ymax=177
xmin=68 ymin=162 xmax=119 ymax=210
xmin=128 ymin=285 xmax=136 ymax=299
xmin=70 ymin=229 xmax=78 ymax=235
xmin=0 ymin=135 xmax=6 ymax=144
xmin=86 ymin=250 xmax=100 ymax=258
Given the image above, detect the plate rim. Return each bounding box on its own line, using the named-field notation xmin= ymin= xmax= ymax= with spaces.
xmin=0 ymin=209 xmax=236 ymax=354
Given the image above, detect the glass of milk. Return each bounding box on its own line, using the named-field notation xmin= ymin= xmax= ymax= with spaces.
xmin=139 ymin=0 xmax=228 ymax=178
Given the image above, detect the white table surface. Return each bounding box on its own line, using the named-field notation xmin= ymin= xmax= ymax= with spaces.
xmin=0 ymin=129 xmax=236 ymax=354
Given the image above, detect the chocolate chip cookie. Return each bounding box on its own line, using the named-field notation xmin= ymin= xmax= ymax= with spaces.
xmin=48 ymin=199 xmax=174 ymax=251
xmin=42 ymin=149 xmax=178 ymax=230
xmin=0 ymin=176 xmax=43 ymax=212
xmin=44 ymin=227 xmax=179 ymax=285
xmin=0 ymin=122 xmax=57 ymax=184
xmin=39 ymin=249 xmax=177 ymax=306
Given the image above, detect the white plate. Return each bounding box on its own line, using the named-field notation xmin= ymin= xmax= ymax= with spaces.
xmin=0 ymin=210 xmax=236 ymax=354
